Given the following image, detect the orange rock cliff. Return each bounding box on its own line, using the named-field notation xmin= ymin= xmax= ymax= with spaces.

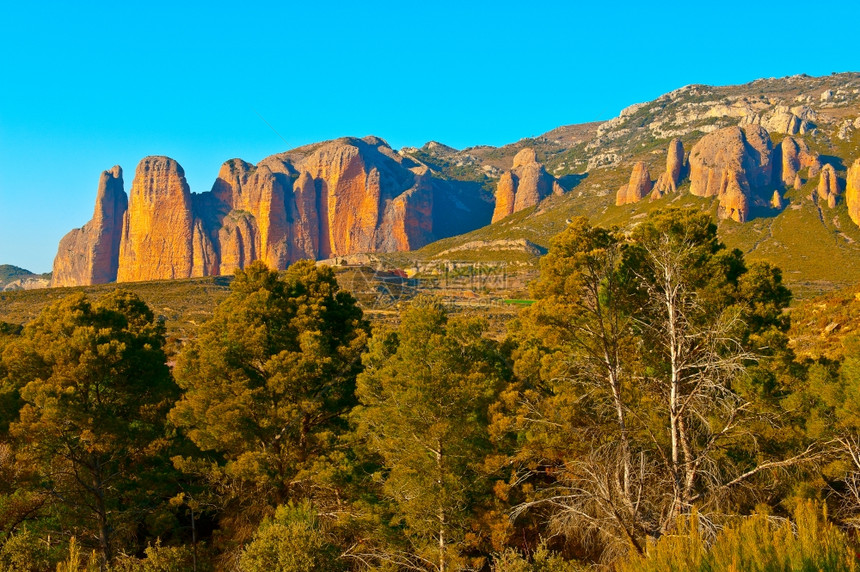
xmin=52 ymin=166 xmax=127 ymax=287
xmin=53 ymin=137 xmax=492 ymax=286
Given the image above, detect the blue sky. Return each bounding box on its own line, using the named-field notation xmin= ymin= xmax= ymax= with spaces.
xmin=1 ymin=1 xmax=859 ymax=273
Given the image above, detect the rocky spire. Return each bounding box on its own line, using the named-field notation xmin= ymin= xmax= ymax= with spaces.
xmin=491 ymin=148 xmax=561 ymax=223
xmin=846 ymin=159 xmax=860 ymax=226
xmin=117 ymin=157 xmax=211 ymax=282
xmin=776 ymin=136 xmax=821 ymax=188
xmin=816 ymin=164 xmax=841 ymax=207
xmin=616 ymin=161 xmax=653 ymax=205
xmin=51 ymin=166 xmax=127 ymax=287
xmin=653 ymin=138 xmax=685 ymax=196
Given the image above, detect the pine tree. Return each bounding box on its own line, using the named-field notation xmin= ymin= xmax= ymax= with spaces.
xmin=169 ymin=260 xmax=369 ymax=541
xmin=352 ymin=298 xmax=506 ymax=571
xmin=493 ymin=209 xmax=807 ymax=559
xmin=4 ymin=291 xmax=176 ymax=569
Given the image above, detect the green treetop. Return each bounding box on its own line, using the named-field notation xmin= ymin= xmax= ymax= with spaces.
xmin=169 ymin=260 xmax=369 ymax=540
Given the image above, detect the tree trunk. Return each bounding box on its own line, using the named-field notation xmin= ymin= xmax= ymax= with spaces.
xmin=665 ymin=267 xmax=684 ymax=529
xmin=608 ymin=366 xmax=631 ymax=498
xmin=91 ymin=457 xmax=111 ymax=571
xmin=436 ymin=441 xmax=447 ymax=572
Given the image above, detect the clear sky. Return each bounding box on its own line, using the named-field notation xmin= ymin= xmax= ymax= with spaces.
xmin=1 ymin=0 xmax=859 ymax=273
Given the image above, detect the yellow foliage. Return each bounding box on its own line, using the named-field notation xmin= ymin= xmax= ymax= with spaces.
xmin=618 ymin=502 xmax=857 ymax=572
xmin=55 ymin=538 xmax=100 ymax=572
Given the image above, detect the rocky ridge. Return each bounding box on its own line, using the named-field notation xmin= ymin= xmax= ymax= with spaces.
xmin=50 ymin=73 xmax=860 ymax=293
xmin=54 ymin=137 xmax=493 ymax=286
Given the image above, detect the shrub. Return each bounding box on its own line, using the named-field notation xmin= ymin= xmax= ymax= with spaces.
xmin=113 ymin=541 xmax=198 ymax=572
xmin=238 ymin=502 xmax=342 ymax=572
xmin=618 ymin=501 xmax=857 ymax=572
xmin=491 ymin=541 xmax=585 ymax=571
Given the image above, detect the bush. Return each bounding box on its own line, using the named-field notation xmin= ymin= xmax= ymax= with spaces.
xmin=0 ymin=527 xmax=58 ymax=571
xmin=55 ymin=537 xmax=100 ymax=572
xmin=491 ymin=541 xmax=584 ymax=571
xmin=113 ymin=541 xmax=198 ymax=572
xmin=618 ymin=501 xmax=857 ymax=572
xmin=238 ymin=502 xmax=342 ymax=572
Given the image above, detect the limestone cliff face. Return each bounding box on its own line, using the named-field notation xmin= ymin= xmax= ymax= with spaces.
xmin=51 ymin=166 xmax=127 ymax=287
xmin=688 ymin=125 xmax=774 ymax=222
xmin=491 ymin=148 xmax=560 ymax=222
xmin=653 ymin=138 xmax=685 ymax=196
xmin=847 ymin=158 xmax=860 ymax=227
xmin=117 ymin=157 xmax=215 ymax=282
xmin=741 ymin=105 xmax=816 ymax=135
xmin=55 ymin=137 xmax=491 ymax=285
xmin=616 ymin=161 xmax=652 ymax=205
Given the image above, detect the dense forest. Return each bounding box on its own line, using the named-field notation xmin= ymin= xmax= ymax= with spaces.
xmin=2 ymin=208 xmax=860 ymax=571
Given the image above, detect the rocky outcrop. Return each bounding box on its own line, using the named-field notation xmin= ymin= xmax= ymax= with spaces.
xmin=285 ymin=138 xmax=435 ymax=255
xmin=51 ymin=166 xmax=127 ymax=287
xmin=688 ymin=125 xmax=774 ymax=222
xmin=1 ymin=265 xmax=51 ymax=292
xmin=209 ymin=159 xmax=290 ymax=271
xmin=3 ymin=276 xmax=51 ymax=291
xmin=53 ymin=137 xmax=493 ymax=286
xmin=653 ymin=138 xmax=685 ymax=196
xmin=722 ymin=171 xmax=750 ymax=222
xmin=117 ymin=157 xmax=213 ymax=282
xmin=492 ymin=173 xmax=517 ymax=222
xmin=491 ymin=148 xmax=561 ymax=222
xmin=771 ymin=190 xmax=784 ymax=209
xmin=817 ymin=164 xmax=841 ymax=207
xmin=616 ymin=162 xmax=652 ymax=205
xmin=742 ymin=105 xmax=816 ymax=135
xmin=776 ymin=136 xmax=821 ymax=188
xmin=847 ymin=159 xmax=860 ymax=227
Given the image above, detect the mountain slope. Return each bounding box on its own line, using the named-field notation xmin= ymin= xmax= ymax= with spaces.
xmin=403 ymin=73 xmax=860 ymax=298
xmin=48 ymin=73 xmax=860 ymax=297
xmin=0 ymin=265 xmax=51 ymax=291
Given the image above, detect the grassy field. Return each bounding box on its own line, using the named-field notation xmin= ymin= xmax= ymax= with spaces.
xmin=0 ymin=277 xmax=233 ymax=343
xmin=0 ymin=265 xmax=529 ymax=345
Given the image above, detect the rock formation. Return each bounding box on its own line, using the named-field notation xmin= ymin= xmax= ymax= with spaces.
xmin=616 ymin=161 xmax=653 ymax=205
xmin=847 ymin=159 xmax=860 ymax=227
xmin=742 ymin=105 xmax=816 ymax=135
xmin=771 ymin=190 xmax=784 ymax=209
xmin=51 ymin=166 xmax=127 ymax=287
xmin=53 ymin=137 xmax=493 ymax=286
xmin=776 ymin=136 xmax=821 ymax=188
xmin=491 ymin=148 xmax=561 ymax=222
xmin=653 ymin=138 xmax=685 ymax=196
xmin=492 ymin=173 xmax=517 ymax=222
xmin=688 ymin=125 xmax=774 ymax=222
xmin=117 ymin=157 xmax=213 ymax=282
xmin=816 ymin=164 xmax=841 ymax=207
